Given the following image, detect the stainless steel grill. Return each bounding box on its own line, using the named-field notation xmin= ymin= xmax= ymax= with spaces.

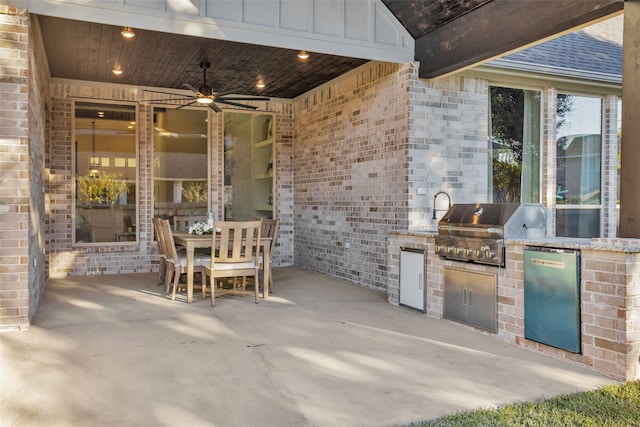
xmin=435 ymin=203 xmax=546 ymax=267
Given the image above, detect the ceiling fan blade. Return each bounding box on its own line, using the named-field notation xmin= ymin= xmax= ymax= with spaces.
xmin=218 ymin=96 xmax=270 ymax=101
xmin=183 ymin=83 xmax=204 ymax=97
xmin=216 ymin=99 xmax=258 ymax=110
xmin=209 ymin=103 xmax=222 ymax=113
xmin=213 ymin=89 xmax=242 ymax=97
xmin=139 ymin=97 xmax=194 ymax=103
xmin=175 ymin=100 xmax=198 ymax=110
xmin=143 ymin=88 xmax=193 ymax=96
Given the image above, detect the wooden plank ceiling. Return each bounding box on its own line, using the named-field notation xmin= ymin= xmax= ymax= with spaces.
xmin=37 ymin=0 xmax=624 ymax=99
xmin=382 ymin=0 xmax=624 ymax=78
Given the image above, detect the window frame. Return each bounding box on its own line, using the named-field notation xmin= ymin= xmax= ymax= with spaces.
xmin=488 ymin=83 xmax=544 ymax=204
xmin=72 ymin=99 xmax=139 ymax=246
xmin=554 ymin=92 xmax=605 ymax=238
xmin=151 ymin=105 xmax=212 ymax=223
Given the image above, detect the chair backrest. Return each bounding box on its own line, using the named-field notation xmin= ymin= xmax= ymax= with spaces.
xmin=159 ymin=218 xmax=180 ymax=263
xmin=173 ymin=215 xmax=208 ymax=232
xmin=212 ymin=220 xmax=262 ymax=266
xmin=152 ymin=218 xmax=166 ymax=256
xmin=261 ymin=218 xmax=280 ymax=255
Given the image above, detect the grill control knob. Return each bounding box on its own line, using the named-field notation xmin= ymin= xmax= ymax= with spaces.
xmin=465 ymin=248 xmax=474 ymax=256
xmin=447 ymin=246 xmax=455 ymax=254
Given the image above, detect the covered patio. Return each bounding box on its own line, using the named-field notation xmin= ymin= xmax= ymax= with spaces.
xmin=1 ymin=267 xmax=615 ymax=426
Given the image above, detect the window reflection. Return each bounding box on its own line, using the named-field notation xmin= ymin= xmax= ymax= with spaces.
xmin=489 ymin=87 xmax=541 ymax=203
xmin=556 ymin=95 xmax=602 ymax=238
xmin=74 ymin=101 xmax=137 ymax=244
xmin=153 ymin=108 xmax=209 ymax=225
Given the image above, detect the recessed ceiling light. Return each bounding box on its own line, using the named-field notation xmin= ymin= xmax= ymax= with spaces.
xmin=121 ymin=27 xmax=136 ymax=38
xmin=297 ymin=50 xmax=310 ymax=60
xmin=256 ymin=79 xmax=266 ymax=89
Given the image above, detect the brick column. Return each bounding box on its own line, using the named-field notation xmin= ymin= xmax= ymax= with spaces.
xmin=0 ymin=6 xmax=30 ymax=330
xmin=542 ymin=87 xmax=558 ymax=237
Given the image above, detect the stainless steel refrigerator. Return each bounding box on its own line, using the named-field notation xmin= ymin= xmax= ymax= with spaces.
xmin=524 ymin=246 xmax=581 ymax=353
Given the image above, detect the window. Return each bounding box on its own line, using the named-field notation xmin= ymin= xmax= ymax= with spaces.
xmin=224 ymin=112 xmax=274 ymax=220
xmin=74 ymin=101 xmax=137 ymax=243
xmin=153 ymin=108 xmax=209 ymax=223
xmin=489 ymin=87 xmax=541 ymax=203
xmin=556 ymin=95 xmax=603 ymax=238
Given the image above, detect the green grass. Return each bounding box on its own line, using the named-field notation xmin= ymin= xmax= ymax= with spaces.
xmin=414 ymin=381 xmax=640 ymax=427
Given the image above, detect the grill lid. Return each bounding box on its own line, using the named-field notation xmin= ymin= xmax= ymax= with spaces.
xmin=435 ymin=203 xmax=546 ymax=267
xmin=437 ymin=203 xmax=546 ymax=240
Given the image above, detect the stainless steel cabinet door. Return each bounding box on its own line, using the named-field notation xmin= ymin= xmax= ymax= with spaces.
xmin=400 ymin=248 xmax=425 ymax=311
xmin=444 ymin=267 xmax=497 ymax=332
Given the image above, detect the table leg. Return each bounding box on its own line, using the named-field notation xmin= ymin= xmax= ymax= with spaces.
xmin=186 ymin=242 xmax=194 ymax=303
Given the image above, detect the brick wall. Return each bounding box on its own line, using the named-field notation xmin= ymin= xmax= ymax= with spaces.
xmin=293 ymin=62 xmax=411 ymax=290
xmin=47 ymin=83 xmax=159 ymax=277
xmin=541 ymin=87 xmax=558 ymax=236
xmin=28 ymin=13 xmax=50 ymax=321
xmin=0 ymin=6 xmax=30 ymax=330
xmin=602 ymin=95 xmax=620 ymax=238
xmin=409 ymin=75 xmax=489 ymax=229
xmin=293 ymin=63 xmax=489 ymax=290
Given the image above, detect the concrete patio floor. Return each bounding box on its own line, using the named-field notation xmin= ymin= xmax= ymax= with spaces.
xmin=1 ymin=267 xmax=617 ymax=427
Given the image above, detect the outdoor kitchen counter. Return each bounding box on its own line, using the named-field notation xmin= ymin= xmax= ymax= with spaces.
xmin=387 ymin=231 xmax=640 ymax=382
xmin=506 ymin=237 xmax=640 ymax=252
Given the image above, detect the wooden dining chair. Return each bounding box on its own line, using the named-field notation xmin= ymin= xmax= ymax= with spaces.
xmin=158 ymin=219 xmax=209 ymax=300
xmin=260 ymin=218 xmax=279 ymax=294
xmin=152 ymin=218 xmax=168 ymax=286
xmin=201 ymin=220 xmax=262 ymax=306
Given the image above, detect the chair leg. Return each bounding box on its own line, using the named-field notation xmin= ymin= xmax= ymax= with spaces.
xmin=201 ymin=272 xmax=207 ymax=299
xmin=171 ymin=270 xmax=181 ymax=301
xmin=157 ymin=259 xmax=166 ymax=286
xmin=210 ymin=277 xmax=216 ymax=307
xmin=268 ymin=263 xmax=274 ymax=294
xmin=254 ymin=270 xmax=260 ymax=304
xmin=164 ymin=264 xmax=174 ymax=294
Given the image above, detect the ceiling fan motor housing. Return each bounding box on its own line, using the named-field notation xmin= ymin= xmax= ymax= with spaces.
xmin=199 ymin=62 xmax=213 ymax=96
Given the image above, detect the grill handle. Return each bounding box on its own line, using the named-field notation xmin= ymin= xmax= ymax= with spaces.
xmin=438 ymin=225 xmax=503 ymax=236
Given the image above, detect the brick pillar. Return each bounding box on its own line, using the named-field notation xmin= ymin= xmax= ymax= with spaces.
xmin=0 ymin=5 xmax=30 ymax=330
xmin=542 ymin=87 xmax=558 ymax=237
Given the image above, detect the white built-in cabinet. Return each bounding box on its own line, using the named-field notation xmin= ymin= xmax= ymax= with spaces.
xmin=399 ymin=248 xmax=425 ymax=311
xmin=224 ymin=112 xmax=274 ymax=220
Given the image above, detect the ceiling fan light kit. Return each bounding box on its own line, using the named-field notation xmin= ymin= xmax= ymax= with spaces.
xmin=140 ymin=61 xmax=269 ymax=113
xmin=120 ymin=27 xmax=136 ymax=38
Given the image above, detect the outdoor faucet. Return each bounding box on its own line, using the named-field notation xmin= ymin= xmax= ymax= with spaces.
xmin=432 ymin=191 xmax=451 ymax=220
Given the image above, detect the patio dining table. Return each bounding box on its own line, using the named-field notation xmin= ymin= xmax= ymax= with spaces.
xmin=172 ymin=232 xmax=272 ymax=303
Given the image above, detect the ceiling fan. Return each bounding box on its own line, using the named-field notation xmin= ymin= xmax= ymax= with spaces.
xmin=141 ymin=61 xmax=269 ymax=113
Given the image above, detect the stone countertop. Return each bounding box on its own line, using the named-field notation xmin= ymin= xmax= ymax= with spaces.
xmin=389 ymin=231 xmax=640 ymax=253
xmin=508 ymin=237 xmax=640 ymax=252
xmin=389 ymin=230 xmax=437 ymax=237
